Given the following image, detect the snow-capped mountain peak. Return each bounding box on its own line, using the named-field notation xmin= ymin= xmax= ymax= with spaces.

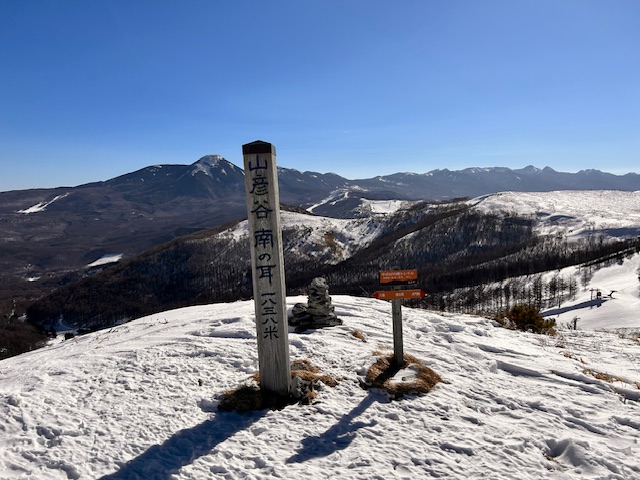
xmin=515 ymin=165 xmax=542 ymax=174
xmin=194 ymin=154 xmax=225 ymax=166
xmin=190 ymin=155 xmax=241 ymax=178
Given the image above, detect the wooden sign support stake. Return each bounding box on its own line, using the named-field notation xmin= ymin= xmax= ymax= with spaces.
xmin=243 ymin=140 xmax=291 ymax=401
xmin=376 ymin=269 xmax=423 ymax=368
xmin=391 ymin=288 xmax=404 ymax=368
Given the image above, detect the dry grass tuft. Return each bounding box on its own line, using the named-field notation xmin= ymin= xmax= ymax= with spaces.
xmin=562 ymin=352 xmax=587 ymax=364
xmin=362 ymin=353 xmax=443 ymax=399
xmin=352 ymin=329 xmax=366 ymax=342
xmin=217 ymin=360 xmax=339 ymax=412
xmin=217 ymin=383 xmax=263 ymax=413
xmin=583 ymin=368 xmax=640 ymax=390
xmin=583 ymin=368 xmax=625 ymax=384
xmin=584 ymin=368 xmax=617 ymax=382
xmin=291 ymin=358 xmax=320 ymax=373
xmin=291 ymin=359 xmax=339 ymax=387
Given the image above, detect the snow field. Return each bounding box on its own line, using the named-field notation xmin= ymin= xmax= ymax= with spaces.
xmin=223 ymin=211 xmax=385 ymax=263
xmin=471 ymin=190 xmax=640 ymax=240
xmin=540 ymin=253 xmax=640 ymax=331
xmin=1 ymin=296 xmax=639 ymax=479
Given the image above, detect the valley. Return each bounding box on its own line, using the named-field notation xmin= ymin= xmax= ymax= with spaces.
xmin=2 ymin=156 xmax=640 ymax=337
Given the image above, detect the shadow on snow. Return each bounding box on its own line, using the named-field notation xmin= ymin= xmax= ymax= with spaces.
xmin=542 ymin=298 xmax=607 ymax=317
xmin=286 ymin=393 xmax=379 ymax=463
xmin=100 ymin=392 xmax=384 ymax=476
xmin=98 ymin=409 xmax=265 ymax=480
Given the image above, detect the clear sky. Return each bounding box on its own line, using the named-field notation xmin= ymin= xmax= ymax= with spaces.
xmin=1 ymin=0 xmax=639 ymax=192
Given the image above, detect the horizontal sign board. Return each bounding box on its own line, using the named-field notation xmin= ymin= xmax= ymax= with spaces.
xmin=379 ymin=269 xmax=418 ymax=286
xmin=373 ymin=289 xmax=425 ymax=300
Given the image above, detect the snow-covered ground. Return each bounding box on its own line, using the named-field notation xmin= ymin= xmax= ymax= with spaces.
xmin=306 ymin=189 xmax=416 ymax=217
xmin=2 ymin=294 xmax=639 ymax=479
xmin=357 ymin=198 xmax=415 ymax=215
xmin=2 ymin=190 xmax=640 ymax=478
xmin=16 ymin=194 xmax=70 ymax=214
xmin=306 ymin=189 xmax=352 ymax=213
xmin=471 ymin=190 xmax=640 ymax=240
xmin=542 ymin=253 xmax=640 ymax=331
xmin=86 ymin=254 xmax=124 ymax=269
xmin=223 ymin=210 xmax=385 ymax=263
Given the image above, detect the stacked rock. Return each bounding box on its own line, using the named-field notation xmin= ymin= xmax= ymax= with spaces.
xmin=289 ymin=277 xmax=343 ymax=330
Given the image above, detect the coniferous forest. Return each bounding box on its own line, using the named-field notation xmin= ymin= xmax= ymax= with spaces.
xmin=25 ymin=200 xmax=640 ymax=333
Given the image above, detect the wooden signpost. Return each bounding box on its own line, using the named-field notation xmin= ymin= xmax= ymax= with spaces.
xmin=374 ymin=269 xmax=424 ymax=367
xmin=243 ymin=140 xmax=291 ymax=400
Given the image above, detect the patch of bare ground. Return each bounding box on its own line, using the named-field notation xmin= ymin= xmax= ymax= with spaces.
xmin=217 ymin=359 xmax=339 ymax=413
xmin=361 ymin=353 xmax=443 ymax=399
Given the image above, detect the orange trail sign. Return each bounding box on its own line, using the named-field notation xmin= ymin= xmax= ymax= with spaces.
xmin=373 ymin=289 xmax=425 ymax=300
xmin=379 ymin=269 xmax=418 ymax=286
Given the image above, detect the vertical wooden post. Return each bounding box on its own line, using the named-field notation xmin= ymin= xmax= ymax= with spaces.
xmin=392 ymin=289 xmax=404 ymax=368
xmin=242 ymin=140 xmax=291 ymax=400
xmin=378 ymin=269 xmax=419 ymax=368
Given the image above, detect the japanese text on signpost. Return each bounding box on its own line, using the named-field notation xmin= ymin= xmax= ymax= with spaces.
xmin=243 ymin=141 xmax=291 ymax=397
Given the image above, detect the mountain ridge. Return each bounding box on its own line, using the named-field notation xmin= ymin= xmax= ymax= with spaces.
xmin=24 ymin=191 xmax=640 ymax=331
xmin=3 ymin=155 xmax=640 ymax=322
xmin=4 ymin=157 xmax=640 ymax=197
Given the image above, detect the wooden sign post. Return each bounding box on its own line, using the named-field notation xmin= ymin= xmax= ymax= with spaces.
xmin=375 ymin=269 xmax=423 ymax=368
xmin=243 ymin=140 xmax=291 ymax=400
xmin=391 ymin=291 xmax=403 ymax=368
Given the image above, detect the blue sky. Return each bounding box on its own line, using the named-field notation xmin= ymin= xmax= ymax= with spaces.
xmin=1 ymin=0 xmax=639 ymax=192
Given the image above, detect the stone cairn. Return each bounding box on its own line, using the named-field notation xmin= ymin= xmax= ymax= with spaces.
xmin=289 ymin=277 xmax=343 ymax=330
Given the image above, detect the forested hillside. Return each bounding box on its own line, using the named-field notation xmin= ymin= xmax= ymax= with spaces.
xmin=26 ymin=197 xmax=640 ymax=332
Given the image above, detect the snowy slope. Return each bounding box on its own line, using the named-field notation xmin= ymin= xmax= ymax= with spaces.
xmin=471 ymin=190 xmax=640 ymax=330
xmin=16 ymin=194 xmax=70 ymax=214
xmin=542 ymin=253 xmax=640 ymax=331
xmin=223 ymin=210 xmax=385 ymax=263
xmin=1 ymin=297 xmax=639 ymax=479
xmin=471 ymin=190 xmax=640 ymax=240
xmin=358 ymin=198 xmax=415 ymax=215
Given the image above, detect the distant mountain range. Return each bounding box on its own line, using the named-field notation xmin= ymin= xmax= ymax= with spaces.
xmin=2 ymin=155 xmax=640 ymax=320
